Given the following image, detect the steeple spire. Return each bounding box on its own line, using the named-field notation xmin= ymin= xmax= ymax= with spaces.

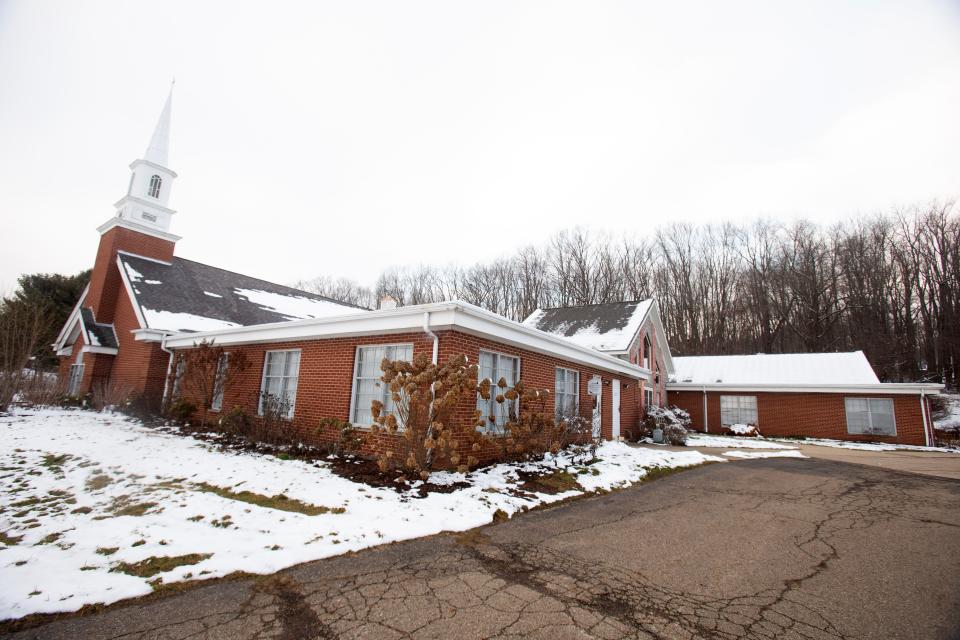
xmin=144 ymin=81 xmax=173 ymax=167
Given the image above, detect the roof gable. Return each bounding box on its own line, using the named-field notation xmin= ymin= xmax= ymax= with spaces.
xmin=523 ymin=300 xmax=654 ymax=352
xmin=118 ymin=253 xmax=367 ymax=334
xmin=670 ymin=351 xmax=880 ymax=386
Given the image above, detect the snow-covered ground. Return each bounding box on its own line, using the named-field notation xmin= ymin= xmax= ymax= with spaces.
xmin=686 ymin=434 xmax=797 ymax=450
xmin=0 ymin=407 xmax=722 ymax=620
xmin=935 ymin=393 xmax=960 ymax=432
xmin=687 ymin=431 xmax=958 ymax=453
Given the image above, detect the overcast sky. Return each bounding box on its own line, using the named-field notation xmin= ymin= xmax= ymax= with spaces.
xmin=1 ymin=1 xmax=958 ymax=292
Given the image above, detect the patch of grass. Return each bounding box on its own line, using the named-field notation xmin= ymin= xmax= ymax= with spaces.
xmin=210 ymin=515 xmax=233 ymax=528
xmin=491 ymin=508 xmax=510 ymax=523
xmin=111 ymin=553 xmax=212 ymax=578
xmin=96 ymin=547 xmax=119 ymax=556
xmin=41 ymin=454 xmax=70 ymax=471
xmin=132 ymin=539 xmax=146 ymax=547
xmin=70 ymin=506 xmax=92 ymax=515
xmin=113 ymin=502 xmax=159 ymax=517
xmin=0 ymin=531 xmax=23 ymax=546
xmin=194 ymin=483 xmax=344 ymax=516
xmin=35 ymin=532 xmax=61 ymax=545
xmin=85 ymin=474 xmax=112 ymax=491
xmin=517 ymin=469 xmax=581 ymax=494
xmin=187 ymin=514 xmax=204 ymax=522
xmin=80 ymin=566 xmax=98 ymax=571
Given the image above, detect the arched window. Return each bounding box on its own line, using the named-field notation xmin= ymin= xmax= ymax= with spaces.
xmin=148 ymin=175 xmax=162 ymax=198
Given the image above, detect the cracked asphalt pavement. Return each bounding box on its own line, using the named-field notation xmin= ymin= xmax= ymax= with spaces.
xmin=6 ymin=457 xmax=960 ymax=639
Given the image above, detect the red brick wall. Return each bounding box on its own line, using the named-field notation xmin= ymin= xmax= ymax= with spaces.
xmin=669 ymin=389 xmax=929 ymax=445
xmin=86 ymin=225 xmax=175 ymax=323
xmin=57 ymin=229 xmax=171 ymax=401
xmin=177 ymin=329 xmax=644 ymax=465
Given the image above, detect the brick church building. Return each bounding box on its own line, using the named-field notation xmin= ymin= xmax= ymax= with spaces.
xmin=55 ymin=90 xmax=942 ymax=451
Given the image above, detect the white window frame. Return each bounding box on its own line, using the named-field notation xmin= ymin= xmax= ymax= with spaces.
xmin=67 ymin=363 xmax=84 ymax=396
xmin=476 ymin=349 xmax=521 ymax=434
xmin=555 ymin=367 xmax=580 ymax=420
xmin=148 ymin=174 xmax=162 ymax=198
xmin=349 ymin=343 xmax=414 ymax=426
xmin=258 ymin=349 xmax=301 ymax=419
xmin=845 ymin=397 xmax=896 ymax=436
xmin=644 ymin=387 xmax=653 ymax=410
xmin=210 ymin=353 xmax=229 ymax=412
xmin=720 ymin=395 xmax=758 ymax=426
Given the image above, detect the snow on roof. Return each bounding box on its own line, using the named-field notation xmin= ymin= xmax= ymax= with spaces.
xmin=119 ymin=254 xmax=367 ymax=333
xmin=523 ymin=300 xmax=653 ymax=351
xmin=234 ymin=288 xmax=356 ymax=322
xmin=670 ymin=351 xmax=880 ymax=386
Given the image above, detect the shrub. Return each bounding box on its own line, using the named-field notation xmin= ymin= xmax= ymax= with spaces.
xmin=319 ymin=417 xmax=364 ymax=456
xmin=18 ymin=370 xmax=66 ymax=407
xmin=724 ymin=423 xmax=760 ymax=437
xmin=370 ymin=353 xmax=484 ymax=478
xmin=219 ymin=406 xmax=253 ymax=437
xmin=0 ymin=299 xmax=51 ymax=412
xmin=171 ymin=341 xmax=251 ymax=428
xmin=643 ymin=405 xmax=691 ymax=445
xmin=90 ymin=379 xmax=133 ymax=411
xmin=167 ymin=399 xmax=196 ymax=425
xmin=253 ymin=392 xmax=296 ymax=445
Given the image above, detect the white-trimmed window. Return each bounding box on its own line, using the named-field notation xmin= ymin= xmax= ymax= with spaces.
xmin=67 ymin=364 xmax=84 ymax=396
xmin=350 ymin=344 xmax=413 ymax=426
xmin=720 ymin=395 xmax=758 ymax=426
xmin=258 ymin=350 xmax=300 ymax=418
xmin=555 ymin=367 xmax=579 ymax=420
xmin=211 ymin=353 xmax=229 ymax=412
xmin=644 ymin=388 xmax=653 ymax=410
xmin=845 ymin=398 xmax=896 ymax=436
xmin=476 ymin=350 xmax=520 ymax=433
xmin=148 ymin=174 xmax=162 ymax=198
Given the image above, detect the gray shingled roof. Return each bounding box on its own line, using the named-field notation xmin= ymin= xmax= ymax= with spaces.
xmin=118 ymin=253 xmax=367 ymax=333
xmin=523 ymin=300 xmax=653 ymax=352
xmin=79 ymin=307 xmax=119 ymax=349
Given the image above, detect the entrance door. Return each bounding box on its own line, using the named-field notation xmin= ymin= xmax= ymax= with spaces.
xmin=590 ymin=375 xmax=602 ymax=438
xmin=611 ymin=379 xmax=621 ymax=439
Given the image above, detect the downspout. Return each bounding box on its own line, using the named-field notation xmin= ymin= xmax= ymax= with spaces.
xmin=422 ymin=312 xmax=440 ymax=467
xmin=920 ymin=388 xmax=931 ymax=447
xmin=422 ymin=312 xmax=439 ymax=365
xmin=160 ymin=334 xmax=175 ymax=408
xmin=702 ymin=385 xmax=709 ymax=433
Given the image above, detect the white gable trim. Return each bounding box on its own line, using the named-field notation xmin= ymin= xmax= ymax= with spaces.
xmin=81 ymin=345 xmax=119 ymax=356
xmin=52 ymin=284 xmax=89 ymax=352
xmin=116 ymin=255 xmax=149 ymax=329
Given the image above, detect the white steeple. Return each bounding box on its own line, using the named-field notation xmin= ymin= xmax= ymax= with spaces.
xmin=143 ymin=84 xmax=172 ymax=166
xmin=103 ymin=83 xmax=181 ymax=242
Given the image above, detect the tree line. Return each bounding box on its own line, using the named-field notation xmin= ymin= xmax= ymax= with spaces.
xmin=297 ymin=202 xmax=959 ymax=386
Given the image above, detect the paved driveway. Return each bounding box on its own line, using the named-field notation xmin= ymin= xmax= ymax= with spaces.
xmin=5 ymin=458 xmax=960 ymax=639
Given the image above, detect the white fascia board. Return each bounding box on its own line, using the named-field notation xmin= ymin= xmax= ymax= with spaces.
xmin=116 ymin=255 xmax=149 ymax=329
xmin=650 ymin=303 xmax=675 ymax=373
xmin=132 ymin=328 xmax=171 ymax=342
xmin=81 ymin=345 xmax=119 ymax=355
xmin=163 ymin=300 xmax=653 ymax=379
xmin=128 ymin=158 xmax=179 ymax=178
xmin=53 ymin=285 xmax=89 ymax=350
xmin=56 ymin=346 xmax=73 ymax=357
xmin=111 ymin=194 xmax=176 ymax=216
xmin=115 ymin=249 xmax=173 ymax=266
xmin=667 ymin=382 xmax=944 ymax=395
xmin=97 ymin=217 xmax=181 ymax=243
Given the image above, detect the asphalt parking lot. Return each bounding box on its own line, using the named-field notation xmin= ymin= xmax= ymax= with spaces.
xmin=6 ymin=457 xmax=960 ymax=639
